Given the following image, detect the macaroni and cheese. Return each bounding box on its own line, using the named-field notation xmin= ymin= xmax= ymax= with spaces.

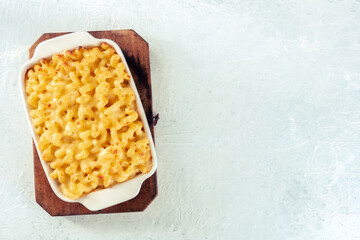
xmin=25 ymin=43 xmax=152 ymax=199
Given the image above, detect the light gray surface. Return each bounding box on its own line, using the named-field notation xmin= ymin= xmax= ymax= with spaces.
xmin=1 ymin=0 xmax=360 ymax=239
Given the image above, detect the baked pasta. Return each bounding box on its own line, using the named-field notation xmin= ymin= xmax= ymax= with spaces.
xmin=25 ymin=43 xmax=152 ymax=199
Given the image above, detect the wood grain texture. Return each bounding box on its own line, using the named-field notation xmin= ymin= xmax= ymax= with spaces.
xmin=29 ymin=30 xmax=158 ymax=216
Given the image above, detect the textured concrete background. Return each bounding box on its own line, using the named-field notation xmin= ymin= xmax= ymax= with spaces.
xmin=1 ymin=0 xmax=360 ymax=239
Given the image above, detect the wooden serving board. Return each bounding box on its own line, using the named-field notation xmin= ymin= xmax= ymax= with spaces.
xmin=30 ymin=30 xmax=158 ymax=216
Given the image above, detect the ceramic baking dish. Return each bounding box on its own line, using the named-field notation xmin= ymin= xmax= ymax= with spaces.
xmin=19 ymin=32 xmax=158 ymax=211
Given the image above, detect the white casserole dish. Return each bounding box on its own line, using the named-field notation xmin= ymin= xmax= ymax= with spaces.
xmin=19 ymin=32 xmax=158 ymax=211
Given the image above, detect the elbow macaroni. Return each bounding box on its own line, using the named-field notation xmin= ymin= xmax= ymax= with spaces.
xmin=25 ymin=43 xmax=152 ymax=199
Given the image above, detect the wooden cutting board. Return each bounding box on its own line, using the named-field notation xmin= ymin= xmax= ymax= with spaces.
xmin=29 ymin=30 xmax=158 ymax=216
